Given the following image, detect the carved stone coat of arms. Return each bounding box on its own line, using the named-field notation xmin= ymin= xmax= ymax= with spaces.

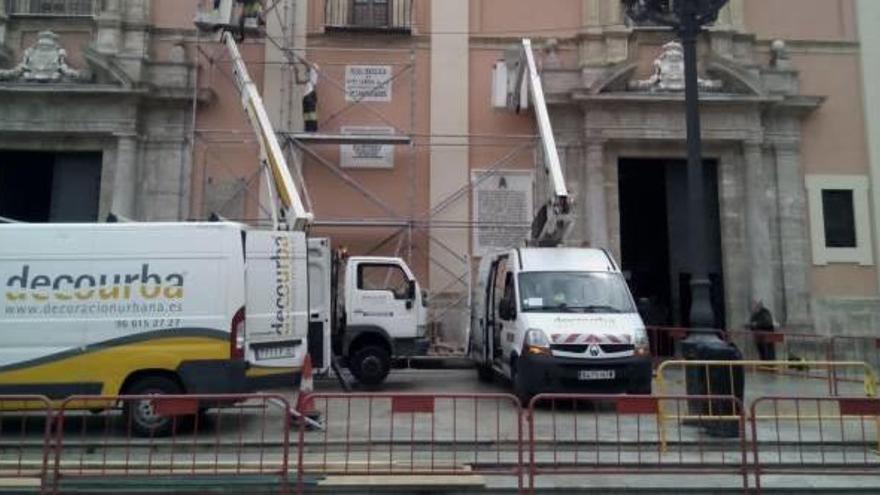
xmin=0 ymin=31 xmax=86 ymax=83
xmin=629 ymin=41 xmax=721 ymax=92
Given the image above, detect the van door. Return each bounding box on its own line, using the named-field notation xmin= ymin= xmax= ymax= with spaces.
xmin=497 ymin=270 xmax=517 ymax=367
xmin=307 ymin=238 xmax=332 ymax=374
xmin=487 ymin=256 xmax=509 ymax=366
xmin=245 ymin=231 xmax=309 ymax=369
xmin=470 ymin=257 xmax=493 ymax=364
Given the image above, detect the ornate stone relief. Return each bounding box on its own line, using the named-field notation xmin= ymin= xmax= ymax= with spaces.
xmin=0 ymin=31 xmax=88 ymax=82
xmin=628 ymin=41 xmax=721 ymax=92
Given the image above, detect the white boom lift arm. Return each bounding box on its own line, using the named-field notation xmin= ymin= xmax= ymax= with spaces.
xmin=507 ymin=39 xmax=572 ymax=247
xmin=222 ymin=31 xmax=313 ymax=231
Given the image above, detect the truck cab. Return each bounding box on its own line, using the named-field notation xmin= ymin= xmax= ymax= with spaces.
xmin=308 ymin=239 xmax=428 ymax=386
xmin=470 ymin=247 xmax=652 ymax=402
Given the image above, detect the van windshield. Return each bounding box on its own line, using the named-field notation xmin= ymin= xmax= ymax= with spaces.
xmin=518 ymin=272 xmax=635 ymax=314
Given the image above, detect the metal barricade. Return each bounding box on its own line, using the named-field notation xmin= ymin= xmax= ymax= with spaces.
xmin=831 ymin=335 xmax=880 ymax=388
xmin=527 ymin=394 xmax=749 ymax=492
xmin=52 ymin=394 xmax=291 ymax=492
xmin=656 ymin=360 xmax=879 ymax=398
xmin=296 ymin=393 xmax=523 ymax=492
xmin=750 ymin=396 xmax=880 ymax=491
xmin=0 ymin=396 xmax=52 ymax=492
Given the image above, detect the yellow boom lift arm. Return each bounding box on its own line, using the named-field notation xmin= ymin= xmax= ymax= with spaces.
xmin=222 ymin=31 xmax=313 ymax=231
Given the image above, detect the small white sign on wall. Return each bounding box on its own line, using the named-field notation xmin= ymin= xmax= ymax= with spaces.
xmin=345 ymin=65 xmax=393 ymax=102
xmin=340 ymin=126 xmax=395 ymax=169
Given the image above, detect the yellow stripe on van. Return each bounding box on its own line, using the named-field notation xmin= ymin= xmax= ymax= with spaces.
xmin=247 ymin=365 xmax=300 ymax=378
xmin=0 ymin=334 xmax=228 ymax=401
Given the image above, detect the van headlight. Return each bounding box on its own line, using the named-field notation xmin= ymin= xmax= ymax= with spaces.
xmin=524 ymin=329 xmax=552 ymax=357
xmin=633 ymin=327 xmax=650 ymax=358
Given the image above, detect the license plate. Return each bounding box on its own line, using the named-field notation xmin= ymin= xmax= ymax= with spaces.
xmin=578 ymin=369 xmax=615 ymax=381
xmin=255 ymin=346 xmax=297 ymax=361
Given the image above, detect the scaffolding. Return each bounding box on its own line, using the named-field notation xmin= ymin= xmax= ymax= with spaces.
xmin=190 ymin=0 xmax=545 ymax=351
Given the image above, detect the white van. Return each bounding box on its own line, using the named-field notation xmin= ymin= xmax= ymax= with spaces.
xmin=0 ymin=222 xmax=308 ymax=435
xmin=469 ymin=247 xmax=652 ymax=401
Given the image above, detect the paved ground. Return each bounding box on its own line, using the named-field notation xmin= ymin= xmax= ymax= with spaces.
xmin=2 ymin=367 xmax=878 ymax=492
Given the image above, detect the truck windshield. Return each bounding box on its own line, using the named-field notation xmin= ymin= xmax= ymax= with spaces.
xmin=518 ymin=272 xmax=635 ymax=314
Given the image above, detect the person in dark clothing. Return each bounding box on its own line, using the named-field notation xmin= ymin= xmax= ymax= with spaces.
xmin=749 ymin=300 xmax=776 ymax=361
xmin=302 ymin=64 xmax=319 ymax=132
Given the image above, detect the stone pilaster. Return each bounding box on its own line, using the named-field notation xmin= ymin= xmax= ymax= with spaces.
xmin=563 ymin=144 xmax=587 ymax=245
xmin=773 ymin=140 xmax=813 ymax=329
xmin=580 ymin=0 xmax=629 ymax=72
xmin=114 ymin=0 xmax=149 ymax=83
xmin=0 ymin=7 xmax=9 ymax=68
xmin=582 ymin=0 xmax=601 ymax=28
xmin=744 ymin=140 xmax=776 ymax=310
xmin=429 ymin=0 xmax=469 ymax=292
xmin=716 ymin=0 xmax=745 ymax=31
xmin=0 ymin=7 xmax=7 ymax=44
xmin=719 ymin=147 xmax=749 ymax=328
xmin=729 ymin=0 xmax=746 ymax=30
xmin=95 ymin=0 xmax=123 ymax=55
xmin=111 ymin=134 xmax=140 ymax=218
xmin=585 ymin=140 xmax=609 ymax=249
xmin=123 ymin=0 xmax=150 ymax=24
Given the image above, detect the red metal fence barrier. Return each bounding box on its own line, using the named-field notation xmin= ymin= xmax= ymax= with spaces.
xmin=296 ymin=393 xmax=523 ymax=493
xmin=0 ymin=396 xmax=52 ymax=491
xmin=750 ymin=396 xmax=880 ymax=491
xmin=648 ymin=326 xmax=833 ymax=364
xmin=724 ymin=329 xmax=831 ymax=365
xmin=3 ymin=390 xmax=880 ymax=493
xmin=526 ymin=394 xmax=749 ymax=493
xmin=646 ymin=326 xmax=691 ymax=364
xmin=51 ymin=394 xmax=291 ymax=492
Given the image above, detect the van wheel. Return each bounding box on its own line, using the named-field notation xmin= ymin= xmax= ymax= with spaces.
xmin=350 ymin=346 xmax=391 ymax=387
xmin=122 ymin=376 xmax=183 ymax=437
xmin=476 ymin=364 xmax=494 ymax=383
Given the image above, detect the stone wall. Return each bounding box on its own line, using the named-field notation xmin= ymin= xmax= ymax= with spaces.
xmin=813 ymin=297 xmax=880 ymax=337
xmin=0 ymin=0 xmax=197 ymax=222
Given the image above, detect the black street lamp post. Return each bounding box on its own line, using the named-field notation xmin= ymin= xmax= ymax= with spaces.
xmin=624 ymin=0 xmax=729 ymax=331
xmin=626 ymin=3 xmax=744 ymax=435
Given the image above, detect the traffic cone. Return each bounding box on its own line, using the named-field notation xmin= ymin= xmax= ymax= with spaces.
xmin=295 ymin=354 xmax=321 ymax=422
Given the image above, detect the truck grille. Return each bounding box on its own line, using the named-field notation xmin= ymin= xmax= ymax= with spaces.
xmin=551 ymin=344 xmax=634 ymax=354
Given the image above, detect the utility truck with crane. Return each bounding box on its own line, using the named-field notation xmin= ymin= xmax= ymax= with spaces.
xmin=0 ymin=29 xmax=426 ymax=436
xmin=469 ymin=40 xmax=652 ymax=402
xmin=218 ymin=31 xmax=429 ymax=387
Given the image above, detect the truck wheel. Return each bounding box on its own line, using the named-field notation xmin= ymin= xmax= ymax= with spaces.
xmin=122 ymin=375 xmax=183 ymax=437
xmin=350 ymin=346 xmax=391 ymax=387
xmin=476 ymin=363 xmax=494 ymax=383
